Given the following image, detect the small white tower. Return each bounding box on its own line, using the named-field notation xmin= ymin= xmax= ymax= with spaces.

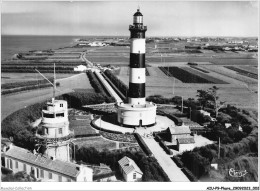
xmin=36 ymin=64 xmax=73 ymax=162
xmin=41 ymin=98 xmax=72 ymax=161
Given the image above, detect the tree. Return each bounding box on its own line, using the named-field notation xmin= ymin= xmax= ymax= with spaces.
xmin=197 ymin=86 xmax=225 ymax=118
xmin=196 ymin=89 xmax=210 ymax=109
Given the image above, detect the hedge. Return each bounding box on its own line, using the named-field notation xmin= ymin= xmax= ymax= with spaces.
xmin=86 ymin=71 xmax=107 ymax=95
xmin=172 ymin=156 xmax=184 ymax=168
xmin=2 ymin=78 xmax=55 ymax=89
xmin=158 ymin=111 xmax=183 ymax=126
xmin=155 ymin=135 xmax=173 ymax=155
xmin=2 ymin=69 xmax=78 ymax=73
xmin=93 ymin=172 xmax=116 ymax=181
xmin=60 ymin=91 xmax=115 ymax=108
xmin=2 ymin=83 xmax=60 ymax=95
xmin=74 ymin=133 xmax=100 ymax=138
xmin=134 ymin=133 xmax=153 ymax=157
xmin=182 ymin=167 xmax=198 ymax=182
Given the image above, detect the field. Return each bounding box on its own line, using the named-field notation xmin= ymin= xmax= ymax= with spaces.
xmin=1 ymin=73 xmax=75 ymax=84
xmin=224 ymin=66 xmax=258 ymax=79
xmin=159 ymin=66 xmax=228 ymax=84
xmin=1 ymin=73 xmax=94 ymax=120
xmin=1 ymin=38 xmax=258 ymax=117
xmin=201 ymin=65 xmax=258 ymax=84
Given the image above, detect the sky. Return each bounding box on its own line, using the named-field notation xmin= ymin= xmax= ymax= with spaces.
xmin=1 ymin=1 xmax=259 ymax=37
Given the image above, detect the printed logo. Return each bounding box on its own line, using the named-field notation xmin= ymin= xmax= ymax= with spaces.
xmin=229 ymin=168 xmax=248 ymax=177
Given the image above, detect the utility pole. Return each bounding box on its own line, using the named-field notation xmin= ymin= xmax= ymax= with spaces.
xmin=53 ymin=63 xmax=56 ymax=100
xmin=181 ymin=96 xmax=183 ymax=113
xmin=218 ymin=137 xmax=220 ymax=159
xmin=172 ymin=78 xmax=175 ymax=95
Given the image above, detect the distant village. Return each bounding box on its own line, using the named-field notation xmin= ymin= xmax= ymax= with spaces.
xmin=75 ymin=36 xmax=258 ymax=52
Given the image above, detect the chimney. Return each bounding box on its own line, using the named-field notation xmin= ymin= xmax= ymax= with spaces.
xmin=2 ymin=145 xmax=7 ymax=153
xmin=50 ymin=156 xmax=56 ymax=160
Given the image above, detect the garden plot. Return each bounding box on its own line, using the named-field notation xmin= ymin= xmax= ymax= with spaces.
xmin=69 ymin=119 xmax=97 ymax=136
xmin=180 ymin=67 xmax=229 ymax=84
xmin=235 ymin=65 xmax=258 ymax=75
xmin=224 ymin=66 xmax=257 ymax=80
xmin=193 ymin=69 xmax=247 ymax=86
xmin=201 ymin=65 xmax=258 ymax=84
xmin=159 ymin=67 xmax=227 ymax=84
xmin=73 ymin=137 xmax=117 ymax=151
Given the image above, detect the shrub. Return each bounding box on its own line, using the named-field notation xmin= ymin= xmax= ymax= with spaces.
xmin=180 ymin=151 xmax=210 ymax=178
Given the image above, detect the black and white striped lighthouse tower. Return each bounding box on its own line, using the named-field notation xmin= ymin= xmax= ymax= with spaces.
xmin=128 ymin=8 xmax=147 ymax=105
xmin=117 ymin=8 xmax=156 ymax=127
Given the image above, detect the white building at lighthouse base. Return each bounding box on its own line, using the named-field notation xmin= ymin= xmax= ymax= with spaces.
xmin=117 ymin=102 xmax=157 ymax=127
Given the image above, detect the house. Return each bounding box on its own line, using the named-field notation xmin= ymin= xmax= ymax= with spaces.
xmin=177 ymin=137 xmax=195 ymax=152
xmin=166 ymin=126 xmax=191 ymax=144
xmin=118 ymin=156 xmax=143 ymax=182
xmin=2 ymin=144 xmax=93 ymax=182
xmin=179 ymin=117 xmax=205 ymax=134
xmin=74 ymin=65 xmax=87 ymax=72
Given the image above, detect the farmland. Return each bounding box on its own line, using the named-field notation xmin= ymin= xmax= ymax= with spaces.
xmin=1 ymin=36 xmax=258 ymax=113
xmin=224 ymin=66 xmax=258 ymax=79
xmin=159 ymin=66 xmax=228 ymax=84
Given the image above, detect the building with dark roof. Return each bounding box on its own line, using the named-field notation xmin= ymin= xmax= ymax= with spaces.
xmin=177 ymin=137 xmax=195 ymax=152
xmin=166 ymin=126 xmax=191 ymax=144
xmin=118 ymin=156 xmax=143 ymax=182
xmin=2 ymin=145 xmax=93 ymax=182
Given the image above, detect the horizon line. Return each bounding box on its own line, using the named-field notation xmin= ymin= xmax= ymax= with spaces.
xmin=1 ymin=34 xmax=258 ymax=38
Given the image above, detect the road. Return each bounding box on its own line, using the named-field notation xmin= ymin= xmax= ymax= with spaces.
xmin=81 ymin=52 xmax=94 ymax=67
xmin=140 ymin=134 xmax=190 ymax=182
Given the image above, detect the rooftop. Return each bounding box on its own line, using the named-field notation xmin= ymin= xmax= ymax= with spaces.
xmin=118 ymin=156 xmax=143 ymax=175
xmin=133 ymin=9 xmax=143 ymax=16
xmin=4 ymin=145 xmax=84 ymax=178
xmin=177 ymin=137 xmax=195 ymax=144
xmin=167 ymin=126 xmax=191 ymax=135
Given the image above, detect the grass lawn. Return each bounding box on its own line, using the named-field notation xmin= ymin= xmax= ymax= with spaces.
xmin=69 ymin=119 xmax=97 ymax=136
xmin=74 ymin=137 xmax=117 ymax=151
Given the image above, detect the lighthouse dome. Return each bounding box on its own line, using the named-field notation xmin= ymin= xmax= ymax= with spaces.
xmin=133 ymin=9 xmax=143 ymax=16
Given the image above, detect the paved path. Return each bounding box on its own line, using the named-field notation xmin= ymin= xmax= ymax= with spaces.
xmin=82 ymin=52 xmax=94 ymax=67
xmin=139 ymin=135 xmax=190 ymax=182
xmin=94 ymin=70 xmax=123 ymax=103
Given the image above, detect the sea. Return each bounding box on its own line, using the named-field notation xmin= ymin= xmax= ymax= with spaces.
xmin=1 ymin=35 xmax=124 ymax=61
xmin=0 ymin=35 xmax=84 ymax=60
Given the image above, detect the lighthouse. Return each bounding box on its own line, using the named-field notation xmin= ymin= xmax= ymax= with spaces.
xmin=117 ymin=9 xmax=157 ymax=127
xmin=128 ymin=8 xmax=146 ymax=105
